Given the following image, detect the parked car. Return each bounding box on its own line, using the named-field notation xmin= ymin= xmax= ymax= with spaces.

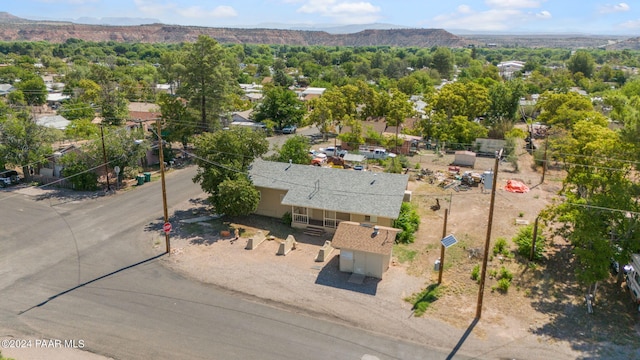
xmin=319 ymin=146 xmax=347 ymax=157
xmin=281 ymin=125 xmax=297 ymax=134
xmin=353 ymin=165 xmax=365 ymax=171
xmin=0 ymin=170 xmax=20 ymax=188
xmin=309 ymin=150 xmax=327 ymax=159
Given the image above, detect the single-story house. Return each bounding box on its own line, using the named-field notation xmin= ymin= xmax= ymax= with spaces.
xmin=35 ymin=115 xmax=71 ymax=130
xmin=248 ymin=159 xmax=409 ymax=232
xmin=331 ymin=221 xmax=401 ymax=279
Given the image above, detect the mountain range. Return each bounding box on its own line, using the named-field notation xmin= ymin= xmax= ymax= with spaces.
xmin=0 ymin=12 xmax=638 ymax=49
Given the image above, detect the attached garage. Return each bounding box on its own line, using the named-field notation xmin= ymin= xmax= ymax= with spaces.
xmin=331 ymin=222 xmax=400 ymax=279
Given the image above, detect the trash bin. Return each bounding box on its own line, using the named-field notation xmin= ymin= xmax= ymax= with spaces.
xmin=143 ymin=172 xmax=151 ymax=182
xmin=136 ymin=175 xmax=145 ymax=186
xmin=434 ymin=259 xmax=441 ymax=271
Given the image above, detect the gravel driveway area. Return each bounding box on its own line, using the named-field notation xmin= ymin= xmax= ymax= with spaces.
xmin=155 ymin=193 xmax=584 ymax=360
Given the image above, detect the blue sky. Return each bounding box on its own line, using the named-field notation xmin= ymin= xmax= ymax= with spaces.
xmin=4 ymin=0 xmax=640 ymax=34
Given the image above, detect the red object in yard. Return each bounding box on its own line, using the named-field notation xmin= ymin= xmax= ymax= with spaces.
xmin=504 ymin=180 xmax=530 ymax=193
xmin=448 ymin=166 xmax=460 ymax=173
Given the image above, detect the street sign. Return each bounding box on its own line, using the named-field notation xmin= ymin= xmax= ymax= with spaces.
xmin=441 ymin=234 xmax=458 ymax=248
xmin=113 ymin=166 xmax=120 ymax=174
xmin=163 ymin=222 xmax=172 ymax=233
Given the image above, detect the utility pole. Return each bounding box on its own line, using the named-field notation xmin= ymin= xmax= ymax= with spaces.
xmin=156 ymin=119 xmax=171 ymax=254
xmin=100 ymin=124 xmax=111 ymax=191
xmin=438 ymin=208 xmax=449 ymax=284
xmin=476 ymin=148 xmax=503 ymax=320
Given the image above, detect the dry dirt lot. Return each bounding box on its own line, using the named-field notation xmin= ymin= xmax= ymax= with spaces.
xmin=153 ymin=147 xmax=640 ymax=360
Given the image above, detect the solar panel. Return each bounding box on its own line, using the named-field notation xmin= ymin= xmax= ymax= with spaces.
xmin=441 ymin=234 xmax=458 ymax=248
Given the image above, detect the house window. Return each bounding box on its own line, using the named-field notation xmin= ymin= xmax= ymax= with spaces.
xmin=364 ymin=215 xmax=377 ymax=223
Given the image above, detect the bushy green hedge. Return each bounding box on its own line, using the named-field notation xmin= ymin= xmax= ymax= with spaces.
xmin=394 ymin=202 xmax=420 ymax=244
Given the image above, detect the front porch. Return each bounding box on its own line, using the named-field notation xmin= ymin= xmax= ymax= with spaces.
xmin=292 ymin=207 xmax=348 ymax=232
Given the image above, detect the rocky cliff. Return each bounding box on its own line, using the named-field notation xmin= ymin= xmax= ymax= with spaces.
xmin=0 ymin=15 xmax=470 ymax=47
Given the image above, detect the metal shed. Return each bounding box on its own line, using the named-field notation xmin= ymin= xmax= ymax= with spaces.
xmin=452 ymin=150 xmax=476 ymax=168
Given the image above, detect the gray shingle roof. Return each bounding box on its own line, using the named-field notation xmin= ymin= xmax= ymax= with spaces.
xmin=249 ymin=159 xmax=409 ymax=219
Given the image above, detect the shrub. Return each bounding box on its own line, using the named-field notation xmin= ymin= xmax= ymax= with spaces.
xmin=394 ymin=202 xmax=421 ymax=244
xmin=282 ymin=211 xmax=292 ymax=226
xmin=512 ymin=224 xmax=545 ymax=260
xmin=499 ymin=266 xmax=513 ymax=281
xmin=471 ymin=264 xmax=480 ymax=281
xmin=492 ymin=237 xmax=509 ymax=257
xmin=489 ymin=269 xmax=498 ymax=278
xmin=494 ymin=278 xmax=511 ymax=293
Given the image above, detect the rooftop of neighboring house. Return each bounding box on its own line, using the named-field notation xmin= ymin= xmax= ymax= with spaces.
xmin=248 ymin=159 xmax=409 ymax=219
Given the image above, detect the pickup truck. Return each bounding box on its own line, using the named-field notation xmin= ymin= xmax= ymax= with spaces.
xmin=358 ymin=147 xmax=396 ymax=160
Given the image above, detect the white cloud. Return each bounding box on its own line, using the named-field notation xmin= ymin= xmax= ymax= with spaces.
xmin=599 ymin=3 xmax=630 ymax=14
xmin=484 ymin=0 xmax=541 ymax=8
xmin=431 ymin=5 xmax=551 ymax=31
xmin=457 ymin=5 xmax=473 ymax=14
xmin=134 ymin=0 xmax=174 ymax=16
xmin=296 ymin=0 xmax=381 ymax=24
xmin=620 ymin=19 xmax=640 ymax=29
xmin=536 ymin=10 xmax=552 ymax=19
xmin=37 ymin=0 xmax=98 ymax=4
xmin=134 ymin=0 xmax=236 ymax=19
xmin=178 ymin=5 xmax=238 ymax=19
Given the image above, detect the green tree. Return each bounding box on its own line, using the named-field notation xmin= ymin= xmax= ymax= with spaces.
xmin=274 ymin=135 xmax=310 ymax=164
xmin=214 ymin=177 xmax=260 ymax=217
xmin=385 ymin=90 xmax=415 ymax=154
xmin=99 ymin=89 xmax=129 ymax=126
xmin=431 ymin=47 xmax=454 ymax=80
xmin=536 ymin=91 xmax=606 ymax=130
xmin=180 ymin=35 xmax=236 ymax=131
xmin=16 ymin=76 xmax=47 ymax=106
xmin=0 ymin=111 xmax=55 ymax=181
xmin=567 ymin=50 xmax=595 ymax=78
xmin=542 ymin=119 xmax=639 ymax=293
xmin=84 ymin=127 xmax=150 ymax=181
xmin=252 ymin=85 xmax=305 ymax=130
xmin=59 ymin=151 xmax=99 ymax=191
xmin=192 ymin=127 xmax=268 ymax=215
xmin=157 ymin=93 xmax=198 ymax=151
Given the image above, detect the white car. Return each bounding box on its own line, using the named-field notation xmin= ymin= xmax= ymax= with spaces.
xmin=309 ymin=150 xmax=327 ymax=159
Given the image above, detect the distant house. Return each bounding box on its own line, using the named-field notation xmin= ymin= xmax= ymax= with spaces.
xmin=0 ymin=84 xmax=15 ymax=96
xmin=248 ymin=159 xmax=409 ymax=233
xmin=331 ymin=221 xmax=400 ymax=279
xmin=298 ymin=87 xmax=326 ymax=101
xmin=35 ymin=114 xmax=71 ymax=130
xmin=127 ymin=102 xmax=161 ymax=132
xmin=497 ymin=60 xmax=525 ymax=79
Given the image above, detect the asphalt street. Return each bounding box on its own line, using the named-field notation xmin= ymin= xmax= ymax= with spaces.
xmin=0 ymin=165 xmax=457 ymax=360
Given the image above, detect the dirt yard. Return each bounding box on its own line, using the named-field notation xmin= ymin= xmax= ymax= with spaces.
xmin=153 ymin=145 xmax=640 ymax=360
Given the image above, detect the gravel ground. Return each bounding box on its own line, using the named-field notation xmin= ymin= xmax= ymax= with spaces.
xmin=155 ymin=191 xmax=585 ymax=360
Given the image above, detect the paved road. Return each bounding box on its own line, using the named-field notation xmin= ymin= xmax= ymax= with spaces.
xmin=0 ymin=167 xmax=455 ymax=360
